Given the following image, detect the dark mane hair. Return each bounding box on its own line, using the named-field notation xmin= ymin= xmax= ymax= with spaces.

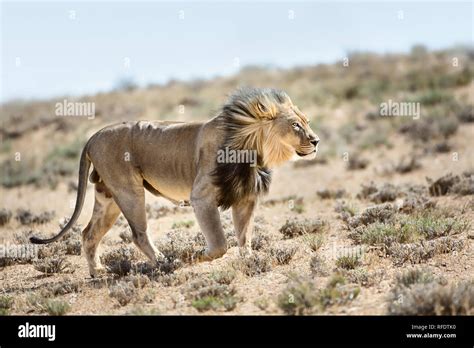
xmin=211 ymin=87 xmax=293 ymax=209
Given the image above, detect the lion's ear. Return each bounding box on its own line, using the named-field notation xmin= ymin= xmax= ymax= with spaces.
xmin=255 ymin=101 xmax=276 ymax=119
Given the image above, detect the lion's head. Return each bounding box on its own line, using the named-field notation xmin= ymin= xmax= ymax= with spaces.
xmin=220 ymin=87 xmax=319 ymax=167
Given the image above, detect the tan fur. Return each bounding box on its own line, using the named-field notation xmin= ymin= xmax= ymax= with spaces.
xmin=30 ymin=87 xmax=319 ymax=277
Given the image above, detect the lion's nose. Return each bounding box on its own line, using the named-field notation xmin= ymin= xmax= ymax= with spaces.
xmin=310 ymin=138 xmax=319 ymax=146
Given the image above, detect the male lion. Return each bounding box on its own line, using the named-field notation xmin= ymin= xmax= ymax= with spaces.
xmin=30 ymin=87 xmax=319 ymax=277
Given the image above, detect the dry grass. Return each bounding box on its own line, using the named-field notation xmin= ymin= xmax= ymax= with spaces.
xmin=232 ymin=252 xmax=273 ymax=277
xmin=389 ymin=281 xmax=474 ymax=315
xmin=0 ymin=46 xmax=473 ymax=315
xmin=279 ymin=218 xmax=328 ymax=238
xmin=277 ymin=274 xmax=360 ymax=315
xmin=186 ymin=278 xmax=239 ymax=312
xmin=34 ymin=256 xmax=74 ymax=274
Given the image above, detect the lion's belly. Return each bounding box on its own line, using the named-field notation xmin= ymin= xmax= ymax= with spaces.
xmin=132 ymin=120 xmax=203 ymax=203
xmin=144 ymin=176 xmax=192 ymax=203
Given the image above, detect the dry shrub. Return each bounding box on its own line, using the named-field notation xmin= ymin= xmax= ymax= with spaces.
xmin=158 ymin=271 xmax=196 ymax=287
xmin=15 ymin=209 xmax=55 ymax=225
xmin=335 ymin=255 xmax=361 ymax=270
xmin=309 ymin=255 xmax=329 ymax=276
xmin=277 ymin=276 xmax=319 ymax=315
xmin=346 ymin=203 xmax=395 ymax=229
xmin=395 ymin=268 xmax=435 ymax=288
xmin=122 ymin=274 xmax=151 ymax=289
xmin=317 ymin=188 xmax=347 ymax=200
xmin=395 ymin=155 xmax=421 ymax=174
xmin=303 ymin=234 xmax=324 ymax=252
xmin=37 ymin=242 xmax=67 ymax=259
xmin=0 ymin=209 xmax=12 ymax=226
xmin=57 ymin=219 xmax=83 ymax=256
xmin=156 ymin=229 xmax=206 ymax=264
xmin=209 ymin=268 xmax=237 ymax=285
xmin=109 ymin=281 xmax=138 ymax=306
xmin=232 ymin=252 xmax=272 ymax=276
xmin=318 ymin=276 xmax=360 ymax=309
xmin=397 ymin=195 xmax=436 ymax=214
xmin=388 ymin=237 xmax=464 ymax=266
xmin=456 ymin=104 xmax=473 ymax=123
xmin=43 ymin=300 xmax=71 ymax=316
xmin=0 ymin=295 xmax=14 ymax=315
xmin=427 ymin=172 xmax=473 ymax=197
xmin=279 ymin=218 xmax=328 ymax=239
xmin=186 ymin=278 xmax=239 ymax=312
xmin=34 ymin=256 xmax=73 ymax=274
xmin=251 ymin=231 xmax=273 ymax=251
xmin=45 ymin=280 xmax=81 ymax=296
xmin=350 ymin=211 xmax=468 ymax=247
xmin=334 ymin=200 xmax=358 ymax=221
xmin=101 ymin=245 xmax=140 ymax=277
xmin=357 ymin=181 xmax=428 ymax=203
xmin=342 ymin=268 xmax=378 ymax=287
xmin=432 ymin=141 xmax=451 ymax=153
xmin=449 ymin=172 xmax=474 ymax=196
xmin=171 ymin=220 xmax=194 ymax=229
xmin=347 ymin=154 xmax=369 ymax=170
xmin=389 ymin=281 xmax=474 ymax=315
xmin=428 ymin=173 xmax=461 ymax=196
xmin=269 ymin=245 xmax=298 ymax=265
xmin=277 ymin=275 xmax=360 ymax=315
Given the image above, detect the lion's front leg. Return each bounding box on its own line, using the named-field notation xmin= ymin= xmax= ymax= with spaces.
xmin=232 ymin=197 xmax=257 ymax=257
xmin=191 ymin=181 xmax=227 ymax=261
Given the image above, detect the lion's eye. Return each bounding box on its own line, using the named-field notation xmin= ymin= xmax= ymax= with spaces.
xmin=292 ymin=122 xmax=300 ymax=130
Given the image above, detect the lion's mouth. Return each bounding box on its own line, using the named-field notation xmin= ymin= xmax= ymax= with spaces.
xmin=296 ymin=149 xmax=316 ymax=157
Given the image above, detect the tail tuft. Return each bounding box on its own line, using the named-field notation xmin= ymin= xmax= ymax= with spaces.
xmin=30 ymin=236 xmax=49 ymax=244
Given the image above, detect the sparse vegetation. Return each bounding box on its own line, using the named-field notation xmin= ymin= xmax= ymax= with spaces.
xmin=171 ymin=220 xmax=195 ymax=229
xmin=349 ymin=210 xmax=469 ymax=247
xmin=0 ymin=209 xmax=12 ymax=226
xmin=335 ymin=255 xmax=361 ymax=270
xmin=109 ymin=280 xmax=138 ymax=306
xmin=277 ymin=274 xmax=360 ymax=315
xmin=101 ymin=245 xmax=140 ymax=277
xmin=279 ymin=218 xmax=328 ymax=238
xmin=269 ymin=245 xmax=298 ymax=265
xmin=303 ymin=234 xmax=324 ymax=252
xmin=317 ymin=188 xmax=347 ymax=199
xmin=389 ymin=280 xmax=474 ymax=315
xmin=309 ymin=255 xmax=329 ymax=276
xmin=16 ymin=209 xmax=55 ymax=225
xmin=186 ymin=278 xmax=239 ymax=312
xmin=232 ymin=252 xmax=272 ymax=276
xmin=34 ymin=256 xmax=74 ymax=274
xmin=0 ymin=295 xmax=14 ymax=315
xmin=1 ymin=45 xmax=473 ymax=315
xmin=44 ymin=299 xmax=71 ymax=316
xmin=277 ymin=276 xmax=319 ymax=315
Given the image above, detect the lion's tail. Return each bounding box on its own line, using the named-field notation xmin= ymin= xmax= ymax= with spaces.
xmin=30 ymin=144 xmax=91 ymax=244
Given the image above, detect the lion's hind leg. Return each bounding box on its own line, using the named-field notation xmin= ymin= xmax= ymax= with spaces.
xmin=82 ymin=181 xmax=121 ymax=277
xmin=111 ymin=185 xmax=165 ymax=266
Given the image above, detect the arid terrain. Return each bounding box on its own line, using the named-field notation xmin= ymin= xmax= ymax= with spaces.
xmin=0 ymin=46 xmax=473 ymax=315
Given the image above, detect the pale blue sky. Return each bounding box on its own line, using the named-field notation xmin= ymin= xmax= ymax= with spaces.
xmin=1 ymin=1 xmax=472 ymax=103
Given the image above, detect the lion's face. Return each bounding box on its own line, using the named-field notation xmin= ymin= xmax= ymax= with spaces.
xmin=273 ymin=104 xmax=319 ymax=161
xmin=221 ymin=88 xmax=319 ymax=167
